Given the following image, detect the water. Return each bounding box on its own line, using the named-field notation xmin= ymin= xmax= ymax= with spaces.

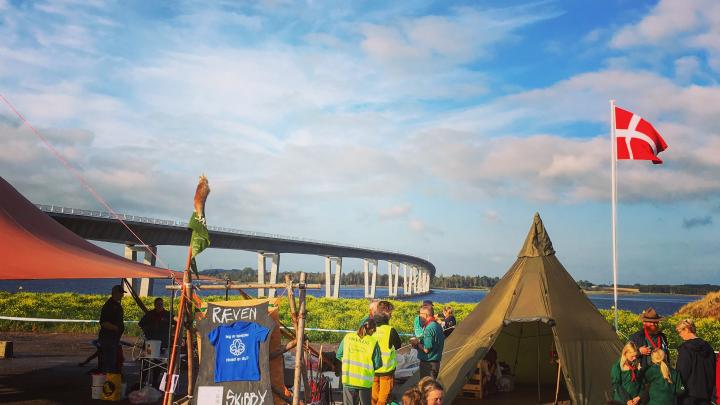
xmin=0 ymin=280 xmax=700 ymax=315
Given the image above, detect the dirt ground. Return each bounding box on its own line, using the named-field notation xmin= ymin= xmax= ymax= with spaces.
xmin=0 ymin=331 xmax=152 ymax=405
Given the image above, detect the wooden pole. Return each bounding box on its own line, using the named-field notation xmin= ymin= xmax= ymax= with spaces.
xmin=292 ymin=273 xmax=307 ymax=405
xmin=162 ymin=246 xmax=192 ymax=405
xmin=185 ymin=270 xmax=195 ymax=399
xmin=554 ymin=361 xmax=562 ymax=405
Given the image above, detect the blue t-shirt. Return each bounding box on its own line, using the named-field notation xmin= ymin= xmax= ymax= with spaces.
xmin=208 ymin=321 xmax=270 ymax=383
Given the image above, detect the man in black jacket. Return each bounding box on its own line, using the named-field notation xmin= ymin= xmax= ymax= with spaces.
xmin=629 ymin=307 xmax=669 ymax=369
xmin=99 ymin=285 xmax=125 ymax=373
xmin=676 ymin=318 xmax=716 ymax=405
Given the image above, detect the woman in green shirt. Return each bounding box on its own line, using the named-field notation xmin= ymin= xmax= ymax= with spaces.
xmin=645 ymin=349 xmax=684 ymax=405
xmin=611 ymin=341 xmax=646 ymax=405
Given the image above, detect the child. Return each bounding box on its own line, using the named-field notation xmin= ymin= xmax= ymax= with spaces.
xmin=645 ymin=349 xmax=685 ymax=405
xmin=611 ymin=341 xmax=646 ymax=404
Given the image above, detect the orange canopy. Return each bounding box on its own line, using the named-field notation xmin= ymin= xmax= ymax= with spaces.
xmin=0 ymin=176 xmax=174 ymax=280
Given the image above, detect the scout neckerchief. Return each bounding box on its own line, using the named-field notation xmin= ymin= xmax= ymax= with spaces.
xmin=625 ymin=361 xmax=638 ymax=382
xmin=644 ymin=326 xmax=662 ymax=350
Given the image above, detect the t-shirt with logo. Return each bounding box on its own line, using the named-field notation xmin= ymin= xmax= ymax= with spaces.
xmin=208 ymin=321 xmax=270 ymax=383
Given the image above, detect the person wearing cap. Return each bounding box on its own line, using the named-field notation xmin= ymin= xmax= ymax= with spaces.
xmin=413 ymin=300 xmax=434 ymax=338
xmin=98 ymin=284 xmax=125 ymax=373
xmin=337 ymin=318 xmax=383 ymax=405
xmin=630 ymin=307 xmax=670 ymax=369
xmin=675 ymin=318 xmax=715 ymax=405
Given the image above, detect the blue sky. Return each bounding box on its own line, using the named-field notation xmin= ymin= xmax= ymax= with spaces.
xmin=1 ymin=0 xmax=719 ymax=284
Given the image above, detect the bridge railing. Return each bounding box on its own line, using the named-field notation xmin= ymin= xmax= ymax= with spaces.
xmin=36 ymin=204 xmax=421 ymax=258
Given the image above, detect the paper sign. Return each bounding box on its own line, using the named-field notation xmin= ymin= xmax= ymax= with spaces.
xmin=197 ymin=386 xmax=224 ymax=405
xmin=159 ymin=372 xmax=179 ymax=393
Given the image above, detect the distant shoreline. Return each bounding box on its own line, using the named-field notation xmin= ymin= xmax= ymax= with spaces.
xmin=431 ymin=287 xmax=701 ymax=296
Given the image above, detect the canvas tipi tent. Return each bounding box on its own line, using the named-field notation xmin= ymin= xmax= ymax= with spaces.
xmin=437 ymin=213 xmax=621 ymax=404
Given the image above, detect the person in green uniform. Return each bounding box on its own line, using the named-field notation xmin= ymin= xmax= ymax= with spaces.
xmin=337 ymin=318 xmax=383 ymax=405
xmin=411 ymin=304 xmax=444 ymax=378
xmin=611 ymin=341 xmax=646 ymax=405
xmin=645 ymin=349 xmax=685 ymax=405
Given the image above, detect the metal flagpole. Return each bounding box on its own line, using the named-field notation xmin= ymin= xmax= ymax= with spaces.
xmin=610 ymin=99 xmax=619 ymax=332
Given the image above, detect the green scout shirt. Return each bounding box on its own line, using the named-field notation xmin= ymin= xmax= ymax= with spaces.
xmin=645 ymin=364 xmax=685 ymax=405
xmin=413 ymin=315 xmax=424 ymax=338
xmin=611 ymin=359 xmax=645 ymax=403
xmin=417 ymin=321 xmax=444 ymax=362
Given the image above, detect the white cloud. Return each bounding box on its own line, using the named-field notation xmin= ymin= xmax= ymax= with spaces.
xmin=360 ymin=5 xmax=561 ymax=69
xmin=611 ymin=0 xmax=720 ymax=72
xmin=378 ymin=203 xmax=412 ymax=220
xmin=674 ymin=56 xmax=701 ymax=83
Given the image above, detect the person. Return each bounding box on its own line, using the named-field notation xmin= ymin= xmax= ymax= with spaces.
xmin=360 ymin=299 xmax=380 ymax=327
xmin=411 ymin=304 xmax=444 ymax=379
xmin=413 ymin=300 xmax=433 ymax=338
xmin=401 ymin=387 xmax=422 ymax=405
xmin=372 ymin=301 xmax=402 ymax=405
xmin=421 ymin=380 xmax=444 ymax=405
xmin=139 ymin=297 xmax=172 ymax=348
xmin=675 ymin=319 xmax=716 ymax=405
xmin=611 ymin=341 xmax=645 ymax=405
xmin=98 ymin=285 xmax=125 ymax=373
xmin=337 ymin=318 xmax=382 ymax=405
xmin=480 ymin=348 xmax=499 ymax=396
xmin=441 ymin=306 xmax=456 ymax=337
xmin=630 ymin=307 xmax=670 ymax=369
xmin=645 ymin=349 xmax=685 ymax=405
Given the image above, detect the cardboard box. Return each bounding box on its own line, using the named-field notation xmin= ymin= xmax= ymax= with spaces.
xmin=0 ymin=341 xmax=13 ymax=358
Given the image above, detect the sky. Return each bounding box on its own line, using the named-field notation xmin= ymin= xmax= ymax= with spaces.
xmin=1 ymin=0 xmax=719 ymax=284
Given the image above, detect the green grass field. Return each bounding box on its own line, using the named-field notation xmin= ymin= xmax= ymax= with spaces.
xmin=2 ymin=292 xmax=719 ymax=352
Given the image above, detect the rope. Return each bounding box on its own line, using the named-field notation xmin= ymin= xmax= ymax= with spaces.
xmin=0 ymin=93 xmax=173 ymax=275
xmin=0 ymin=315 xmax=138 ymax=323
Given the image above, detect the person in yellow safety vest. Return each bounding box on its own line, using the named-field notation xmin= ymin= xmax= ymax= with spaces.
xmin=337 ymin=318 xmax=383 ymax=405
xmin=372 ymin=301 xmax=402 ymax=405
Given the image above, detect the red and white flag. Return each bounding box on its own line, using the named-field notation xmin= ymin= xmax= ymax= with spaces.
xmin=614 ymin=106 xmax=668 ymax=164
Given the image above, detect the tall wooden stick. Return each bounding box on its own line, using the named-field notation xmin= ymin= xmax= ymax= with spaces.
xmin=185 ymin=270 xmax=195 ymax=399
xmin=554 ymin=361 xmax=562 ymax=405
xmin=292 ymin=273 xmax=307 ymax=405
xmin=163 ymin=246 xmax=193 ymax=405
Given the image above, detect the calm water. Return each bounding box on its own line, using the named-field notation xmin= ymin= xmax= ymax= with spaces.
xmin=0 ymin=279 xmax=699 ymax=315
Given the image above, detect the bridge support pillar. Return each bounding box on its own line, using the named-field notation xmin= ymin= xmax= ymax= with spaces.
xmin=363 ymin=259 xmax=378 ymax=298
xmin=393 ymin=262 xmax=400 ymax=297
xmin=257 ymin=252 xmax=280 ymax=298
xmin=402 ymin=263 xmax=409 ymax=296
xmin=123 ymin=244 xmax=157 ymax=297
xmin=324 ymin=257 xmax=342 ymax=299
xmin=387 ymin=261 xmax=394 ymax=297
xmin=139 ymin=246 xmax=157 ymax=297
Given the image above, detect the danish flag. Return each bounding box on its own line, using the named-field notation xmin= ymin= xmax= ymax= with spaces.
xmin=614 ymin=106 xmax=668 ymax=164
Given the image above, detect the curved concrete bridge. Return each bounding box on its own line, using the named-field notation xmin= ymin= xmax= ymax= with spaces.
xmin=37 ymin=204 xmax=434 ymax=299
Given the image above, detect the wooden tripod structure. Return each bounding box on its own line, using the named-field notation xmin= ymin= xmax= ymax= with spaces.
xmin=162 ymin=270 xmax=323 ymax=405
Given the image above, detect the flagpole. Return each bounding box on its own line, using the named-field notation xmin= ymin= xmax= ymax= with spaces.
xmin=610 ymin=99 xmax=619 ymax=332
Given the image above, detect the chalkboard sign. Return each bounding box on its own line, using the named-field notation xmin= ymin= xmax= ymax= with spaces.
xmin=193 ymin=300 xmax=275 ymax=405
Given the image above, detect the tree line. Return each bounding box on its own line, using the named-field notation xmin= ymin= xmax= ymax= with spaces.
xmin=201 ymin=268 xmax=500 ymax=289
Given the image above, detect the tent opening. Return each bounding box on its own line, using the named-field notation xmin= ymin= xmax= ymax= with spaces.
xmin=456 ymin=320 xmax=571 ymax=404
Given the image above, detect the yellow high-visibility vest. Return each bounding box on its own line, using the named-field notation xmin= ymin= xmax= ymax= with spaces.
xmin=341 ymin=333 xmax=377 ymax=388
xmin=374 ymin=324 xmax=397 ymax=373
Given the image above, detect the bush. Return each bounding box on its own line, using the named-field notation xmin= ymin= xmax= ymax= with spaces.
xmin=2 ymin=292 xmax=719 ymax=352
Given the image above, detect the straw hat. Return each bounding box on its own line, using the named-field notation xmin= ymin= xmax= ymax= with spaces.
xmin=641 ymin=307 xmax=663 ymax=323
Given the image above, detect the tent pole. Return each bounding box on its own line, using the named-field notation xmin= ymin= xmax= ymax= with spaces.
xmin=554 ymin=361 xmax=562 ymax=405
xmin=168 ymin=287 xmax=175 ymax=358
xmin=536 ymin=322 xmax=541 ymax=404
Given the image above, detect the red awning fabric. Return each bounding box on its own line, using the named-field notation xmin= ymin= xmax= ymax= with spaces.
xmin=0 ymin=176 xmax=175 ymax=280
